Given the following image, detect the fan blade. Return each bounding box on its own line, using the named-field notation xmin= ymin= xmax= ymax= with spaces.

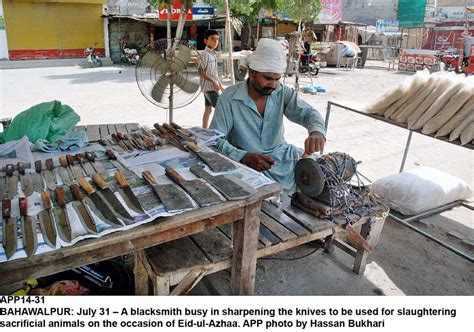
xmin=170 ymin=45 xmax=191 ymax=73
xmin=141 ymin=50 xmax=170 ymax=74
xmin=151 ymin=75 xmax=171 ymax=103
xmin=173 ymin=73 xmax=200 ymax=94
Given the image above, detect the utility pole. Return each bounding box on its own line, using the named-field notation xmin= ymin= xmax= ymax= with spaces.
xmin=224 ymin=0 xmax=235 ymax=84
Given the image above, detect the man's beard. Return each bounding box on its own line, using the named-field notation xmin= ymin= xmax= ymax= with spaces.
xmin=251 ymin=80 xmax=275 ymax=96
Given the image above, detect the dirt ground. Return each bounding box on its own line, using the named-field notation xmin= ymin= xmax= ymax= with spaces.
xmin=1 ymin=61 xmax=472 ymax=295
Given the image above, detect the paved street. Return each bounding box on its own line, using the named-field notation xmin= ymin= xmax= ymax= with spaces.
xmin=1 ymin=63 xmax=473 ymax=295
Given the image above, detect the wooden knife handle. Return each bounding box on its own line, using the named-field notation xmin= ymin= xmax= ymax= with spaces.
xmin=111 ymin=133 xmax=119 ymax=142
xmin=70 ymin=184 xmax=83 ymax=201
xmin=35 ymin=160 xmax=42 ymax=173
xmin=75 ymin=153 xmax=84 ymax=164
xmin=41 ymin=191 xmax=52 ymax=209
xmin=142 ymin=171 xmax=157 ymax=185
xmin=85 ymin=151 xmax=96 ymax=162
xmin=59 ymin=156 xmax=68 ymax=168
xmin=78 ymin=178 xmax=95 ymax=195
xmin=45 ymin=158 xmax=54 ymax=171
xmin=105 ymin=149 xmax=117 ymax=160
xmin=66 ymin=154 xmax=75 ymax=166
xmin=185 ymin=142 xmax=200 ymax=153
xmin=19 ymin=197 xmax=28 ymax=216
xmin=91 ymin=174 xmax=107 ymax=189
xmin=2 ymin=199 xmax=11 ymax=219
xmin=17 ymin=162 xmax=25 ymax=175
xmin=170 ymin=122 xmax=181 ymax=129
xmin=163 ymin=123 xmax=177 ymax=134
xmin=5 ymin=164 xmax=13 ymax=177
xmin=55 ymin=187 xmax=66 ymax=206
xmin=117 ymin=132 xmax=126 ymax=140
xmin=114 ymin=171 xmax=129 ymax=188
xmin=165 ymin=168 xmax=185 ymax=184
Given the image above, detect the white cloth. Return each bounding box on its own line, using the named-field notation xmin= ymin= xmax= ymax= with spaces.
xmin=246 ymin=38 xmax=287 ymax=74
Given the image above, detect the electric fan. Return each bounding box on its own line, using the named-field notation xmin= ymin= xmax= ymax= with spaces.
xmin=136 ymin=39 xmax=202 ymax=122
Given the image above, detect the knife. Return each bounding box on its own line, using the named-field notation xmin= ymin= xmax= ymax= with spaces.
xmin=53 ymin=186 xmax=72 ymax=242
xmin=5 ymin=164 xmax=18 ymax=199
xmin=43 ymin=159 xmax=57 ymax=190
xmin=17 ymin=162 xmax=33 ymax=197
xmin=114 ymin=171 xmax=145 ymax=214
xmin=0 ymin=175 xmax=5 ymax=200
xmin=66 ymin=154 xmax=84 ymax=180
xmin=84 ymin=152 xmax=108 ymax=178
xmin=32 ymin=160 xmax=45 ymax=192
xmin=104 ymin=150 xmax=134 ymax=177
xmin=77 ymin=178 xmax=123 ymax=228
xmin=38 ymin=191 xmax=57 ymax=249
xmin=70 ymin=184 xmax=98 ymax=234
xmin=58 ymin=156 xmax=74 ymax=186
xmin=91 ymin=174 xmax=134 ymax=223
xmin=2 ymin=199 xmax=17 ymax=260
xmin=19 ymin=197 xmax=37 ymax=257
xmin=75 ymin=153 xmax=95 ymax=177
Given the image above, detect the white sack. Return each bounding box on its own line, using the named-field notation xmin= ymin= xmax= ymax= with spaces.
xmin=371 ymin=166 xmax=472 ymax=215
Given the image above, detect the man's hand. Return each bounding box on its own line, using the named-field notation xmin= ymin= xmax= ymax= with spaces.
xmin=304 ymin=131 xmax=325 ymax=156
xmin=241 ymin=153 xmax=275 ymax=171
xmin=212 ymin=80 xmax=222 ymax=92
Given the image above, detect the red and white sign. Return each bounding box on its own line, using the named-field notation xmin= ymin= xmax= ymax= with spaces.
xmin=159 ymin=0 xmax=193 ymax=21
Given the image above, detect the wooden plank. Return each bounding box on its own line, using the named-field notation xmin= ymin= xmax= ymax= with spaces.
xmin=191 ymin=228 xmax=232 ymax=263
xmin=107 ymin=124 xmax=117 ymax=135
xmin=353 ymin=215 xmax=386 ymax=274
xmin=259 ymin=212 xmax=297 ymax=242
xmin=99 ymin=125 xmax=109 ymax=140
xmin=231 ymin=201 xmax=262 ymax=295
xmin=258 ymin=224 xmax=281 ymax=246
xmin=86 ymin=125 xmax=100 ymax=142
xmin=218 ymin=216 xmax=267 ymax=249
xmin=262 ymin=201 xmax=310 ymax=237
xmin=334 ymin=238 xmax=357 ymax=257
xmin=125 ymin=123 xmax=139 ymax=133
xmin=145 ymin=237 xmax=210 ymax=275
xmin=74 ymin=125 xmax=86 ymax=132
xmin=170 ymin=269 xmax=207 ymax=295
xmin=134 ymin=250 xmax=149 ymax=295
xmin=115 ymin=123 xmax=127 ymax=134
xmin=281 ymin=195 xmax=334 ymax=233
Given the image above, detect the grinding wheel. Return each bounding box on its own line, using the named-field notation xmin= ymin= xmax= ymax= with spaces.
xmin=294 ymin=158 xmax=325 ymax=198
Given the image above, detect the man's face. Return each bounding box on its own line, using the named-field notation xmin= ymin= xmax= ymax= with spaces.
xmin=204 ymin=34 xmax=219 ymax=50
xmin=249 ymin=70 xmax=282 ymax=96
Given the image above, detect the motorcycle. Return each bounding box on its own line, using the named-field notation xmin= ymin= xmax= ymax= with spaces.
xmin=84 ymin=43 xmax=102 ymax=67
xmin=121 ymin=45 xmax=140 ymax=65
xmin=299 ymin=52 xmax=320 ymax=76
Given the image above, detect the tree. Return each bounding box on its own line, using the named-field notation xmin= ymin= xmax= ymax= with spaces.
xmin=275 ymin=0 xmax=321 ymax=32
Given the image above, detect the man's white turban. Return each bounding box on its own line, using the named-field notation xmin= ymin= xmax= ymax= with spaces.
xmin=247 ymin=38 xmax=287 ymax=74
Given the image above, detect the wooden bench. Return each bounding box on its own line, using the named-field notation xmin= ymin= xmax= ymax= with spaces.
xmin=134 ymin=196 xmax=387 ymax=295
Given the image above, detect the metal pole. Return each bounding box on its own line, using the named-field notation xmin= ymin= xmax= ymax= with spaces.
xmin=399 ymin=130 xmax=413 ymax=173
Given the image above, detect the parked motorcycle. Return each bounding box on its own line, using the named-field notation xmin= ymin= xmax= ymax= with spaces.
xmin=121 ymin=45 xmax=140 ymax=65
xmin=84 ymin=43 xmax=102 ymax=67
xmin=299 ymin=52 xmax=320 ymax=76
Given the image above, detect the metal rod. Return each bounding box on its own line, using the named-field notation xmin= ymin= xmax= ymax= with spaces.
xmin=399 ymin=130 xmax=413 ymax=173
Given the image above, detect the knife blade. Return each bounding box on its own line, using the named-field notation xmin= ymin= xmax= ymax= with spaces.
xmin=0 ymin=175 xmax=5 ymax=200
xmin=19 ymin=197 xmax=37 ymax=257
xmin=104 ymin=150 xmax=134 ymax=177
xmin=2 ymin=199 xmax=17 ymax=260
xmin=85 ymin=152 xmax=109 ymax=178
xmin=66 ymin=154 xmax=84 ymax=180
xmin=53 ymin=186 xmax=72 ymax=242
xmin=5 ymin=164 xmax=18 ymax=199
xmin=75 ymin=153 xmax=95 ymax=177
xmin=70 ymin=184 xmax=97 ymax=234
xmin=58 ymin=156 xmax=74 ymax=186
xmin=43 ymin=159 xmax=57 ymax=190
xmin=39 ymin=191 xmax=57 ymax=249
xmin=32 ymin=160 xmax=45 ymax=192
xmin=91 ymin=174 xmax=134 ymax=223
xmin=114 ymin=171 xmax=145 ymax=214
xmin=17 ymin=162 xmax=33 ymax=197
xmin=77 ymin=178 xmax=123 ymax=228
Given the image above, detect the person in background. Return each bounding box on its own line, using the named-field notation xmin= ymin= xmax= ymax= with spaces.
xmin=210 ymin=38 xmax=326 ymax=193
xmin=198 ymin=29 xmax=223 ymax=128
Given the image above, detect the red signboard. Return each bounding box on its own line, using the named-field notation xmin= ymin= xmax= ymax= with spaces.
xmin=423 ymin=28 xmax=474 ymax=51
xmin=159 ymin=1 xmax=193 ymax=21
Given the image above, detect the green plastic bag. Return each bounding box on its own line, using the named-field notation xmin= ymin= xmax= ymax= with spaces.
xmin=0 ymin=100 xmax=80 ymax=144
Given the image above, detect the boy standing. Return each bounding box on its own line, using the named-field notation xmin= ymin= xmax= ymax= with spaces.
xmin=198 ymin=30 xmax=223 ymax=128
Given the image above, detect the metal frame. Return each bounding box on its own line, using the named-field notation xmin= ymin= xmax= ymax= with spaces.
xmin=325 ymin=101 xmax=474 ymax=262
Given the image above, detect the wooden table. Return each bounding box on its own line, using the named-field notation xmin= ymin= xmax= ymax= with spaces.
xmin=0 ymin=183 xmax=281 ymax=295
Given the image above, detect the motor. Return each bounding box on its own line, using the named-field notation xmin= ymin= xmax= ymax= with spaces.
xmin=84 ymin=43 xmax=102 ymax=67
xmin=299 ymin=52 xmax=320 ymax=76
xmin=121 ymin=45 xmax=140 ymax=65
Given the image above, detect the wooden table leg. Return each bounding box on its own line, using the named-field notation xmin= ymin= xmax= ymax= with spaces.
xmin=353 ymin=217 xmax=385 ymax=274
xmin=324 ymin=229 xmax=336 ymax=253
xmin=134 ymin=250 xmax=149 ymax=295
xmin=231 ymin=201 xmax=262 ymax=295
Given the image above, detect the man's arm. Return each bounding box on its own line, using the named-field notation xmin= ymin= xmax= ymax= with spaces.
xmin=197 ymin=52 xmax=221 ymax=92
xmin=282 ymin=85 xmax=326 ymax=154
